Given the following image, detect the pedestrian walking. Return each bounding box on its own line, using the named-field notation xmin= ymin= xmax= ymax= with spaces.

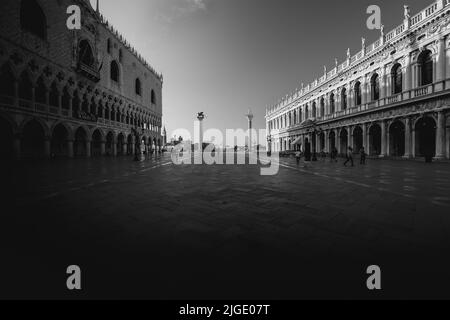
xmin=295 ymin=150 xmax=301 ymax=166
xmin=360 ymin=147 xmax=366 ymax=165
xmin=344 ymin=147 xmax=354 ymax=167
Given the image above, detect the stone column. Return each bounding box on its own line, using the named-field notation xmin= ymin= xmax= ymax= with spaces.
xmin=113 ymin=139 xmax=118 ymax=157
xmin=67 ymin=140 xmax=74 ymax=158
xmin=325 ymin=130 xmax=329 ymax=153
xmin=347 ymin=126 xmax=352 ymax=151
xmin=13 ymin=134 xmax=21 ymax=160
xmin=404 ymin=53 xmax=412 ymax=93
xmin=131 ymin=136 xmax=136 ymax=155
xmin=380 ymin=121 xmax=387 ymax=157
xmin=13 ymin=81 xmax=19 ymax=107
xmin=44 ymin=137 xmax=51 ymax=158
xmin=362 ymin=123 xmax=367 ymax=150
xmin=404 ymin=117 xmax=412 ymax=158
xmin=436 ymin=36 xmax=446 ymax=83
xmin=86 ymin=140 xmax=91 ymax=158
xmin=123 ymin=143 xmax=127 ymax=155
xmin=336 ymin=129 xmax=341 ymax=155
xmin=100 ymin=140 xmax=106 ymax=156
xmin=436 ymin=111 xmax=446 ymax=159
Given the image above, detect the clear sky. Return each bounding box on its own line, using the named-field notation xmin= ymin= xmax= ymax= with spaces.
xmin=91 ymin=0 xmax=429 ymax=140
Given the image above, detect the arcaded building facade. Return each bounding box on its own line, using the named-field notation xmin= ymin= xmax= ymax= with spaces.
xmin=266 ymin=0 xmax=450 ymax=160
xmin=0 ymin=0 xmax=163 ymax=160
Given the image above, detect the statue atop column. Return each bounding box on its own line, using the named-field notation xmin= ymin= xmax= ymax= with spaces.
xmin=404 ymin=5 xmax=411 ymax=20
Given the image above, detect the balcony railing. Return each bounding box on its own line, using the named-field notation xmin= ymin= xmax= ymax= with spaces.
xmin=269 ymin=81 xmax=446 ymax=129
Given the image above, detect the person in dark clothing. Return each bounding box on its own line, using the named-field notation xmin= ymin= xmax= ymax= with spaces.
xmin=344 ymin=147 xmax=354 ymax=167
xmin=360 ymin=147 xmax=366 ymax=165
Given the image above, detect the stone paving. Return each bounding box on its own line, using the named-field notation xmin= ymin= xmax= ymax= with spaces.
xmin=1 ymin=154 xmax=450 ymax=299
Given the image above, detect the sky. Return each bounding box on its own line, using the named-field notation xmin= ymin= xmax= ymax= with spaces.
xmin=90 ymin=0 xmax=430 ymax=140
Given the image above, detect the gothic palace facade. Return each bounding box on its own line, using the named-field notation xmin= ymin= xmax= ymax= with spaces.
xmin=0 ymin=0 xmax=163 ymax=160
xmin=265 ymin=0 xmax=450 ymax=160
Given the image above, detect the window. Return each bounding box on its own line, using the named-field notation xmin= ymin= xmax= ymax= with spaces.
xmin=341 ymin=88 xmax=347 ymax=110
xmin=79 ymin=40 xmax=95 ymax=67
xmin=354 ymin=82 xmax=362 ymax=106
xmin=151 ymin=89 xmax=156 ymax=104
xmin=107 ymin=39 xmax=112 ymax=54
xmin=110 ymin=61 xmax=119 ymax=83
xmin=20 ymin=0 xmax=47 ymax=40
xmin=0 ymin=64 xmax=15 ymax=96
xmin=320 ymin=98 xmax=325 ymax=117
xmin=392 ymin=64 xmax=403 ymax=94
xmin=329 ymin=93 xmax=335 ymax=114
xmin=305 ymin=105 xmax=309 ymax=120
xmin=35 ymin=77 xmax=46 ymax=104
xmin=119 ymin=49 xmax=123 ymax=63
xmin=135 ymin=78 xmax=141 ymax=96
xmin=419 ymin=50 xmax=433 ymax=86
xmin=312 ymin=102 xmax=317 ymax=118
xmin=371 ymin=73 xmax=380 ymax=101
xmin=49 ymin=82 xmax=59 ymax=107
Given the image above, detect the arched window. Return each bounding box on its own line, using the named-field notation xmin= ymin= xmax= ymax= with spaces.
xmin=312 ymin=102 xmax=317 ymax=118
xmin=293 ymin=110 xmax=297 ymax=124
xmin=135 ymin=78 xmax=142 ymax=96
xmin=151 ymin=89 xmax=156 ymax=104
xmin=288 ymin=112 xmax=292 ymax=126
xmin=371 ymin=73 xmax=380 ymax=101
xmin=341 ymin=88 xmax=347 ymax=110
xmin=79 ymin=40 xmax=95 ymax=67
xmin=49 ymin=82 xmax=59 ymax=107
xmin=305 ymin=105 xmax=309 ymax=120
xmin=391 ymin=64 xmax=403 ymax=94
xmin=329 ymin=93 xmax=335 ymax=114
xmin=107 ymin=39 xmax=112 ymax=54
xmin=419 ymin=50 xmax=433 ymax=86
xmin=20 ymin=0 xmax=47 ymax=40
xmin=19 ymin=71 xmax=32 ymax=100
xmin=320 ymin=98 xmax=325 ymax=117
xmin=119 ymin=49 xmax=123 ymax=63
xmin=62 ymin=87 xmax=70 ymax=110
xmin=0 ymin=64 xmax=15 ymax=97
xmin=110 ymin=61 xmax=119 ymax=83
xmin=35 ymin=77 xmax=46 ymax=104
xmin=299 ymin=109 xmax=303 ymax=123
xmin=354 ymin=82 xmax=362 ymax=106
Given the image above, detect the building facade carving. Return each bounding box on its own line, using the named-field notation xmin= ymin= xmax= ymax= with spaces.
xmin=0 ymin=0 xmax=163 ymax=160
xmin=266 ymin=0 xmax=450 ymax=160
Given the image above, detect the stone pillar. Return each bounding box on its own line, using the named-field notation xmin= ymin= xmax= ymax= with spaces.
xmin=44 ymin=137 xmax=51 ymax=158
xmin=67 ymin=140 xmax=74 ymax=158
xmin=436 ymin=36 xmax=446 ymax=83
xmin=336 ymin=129 xmax=341 ymax=155
xmin=86 ymin=140 xmax=91 ymax=158
xmin=380 ymin=121 xmax=387 ymax=157
xmin=362 ymin=123 xmax=367 ymax=150
xmin=404 ymin=117 xmax=412 ymax=158
xmin=436 ymin=111 xmax=446 ymax=159
xmin=123 ymin=143 xmax=127 ymax=155
xmin=404 ymin=53 xmax=412 ymax=92
xmin=366 ymin=124 xmax=371 ymax=155
xmin=131 ymin=136 xmax=136 ymax=155
xmin=13 ymin=81 xmax=19 ymax=107
xmin=347 ymin=126 xmax=352 ymax=151
xmin=113 ymin=140 xmax=117 ymax=157
xmin=325 ymin=130 xmax=329 ymax=153
xmin=13 ymin=134 xmax=21 ymax=160
xmin=100 ymin=140 xmax=106 ymax=156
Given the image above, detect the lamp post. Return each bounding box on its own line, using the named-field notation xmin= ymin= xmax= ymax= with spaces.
xmin=197 ymin=112 xmax=205 ymax=152
xmin=245 ymin=109 xmax=254 ymax=152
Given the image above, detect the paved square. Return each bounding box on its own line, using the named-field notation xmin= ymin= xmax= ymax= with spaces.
xmin=1 ymin=155 xmax=450 ymax=299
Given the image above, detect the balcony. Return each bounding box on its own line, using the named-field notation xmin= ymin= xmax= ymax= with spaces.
xmin=76 ymin=62 xmax=100 ymax=83
xmin=269 ymin=80 xmax=448 ymax=130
